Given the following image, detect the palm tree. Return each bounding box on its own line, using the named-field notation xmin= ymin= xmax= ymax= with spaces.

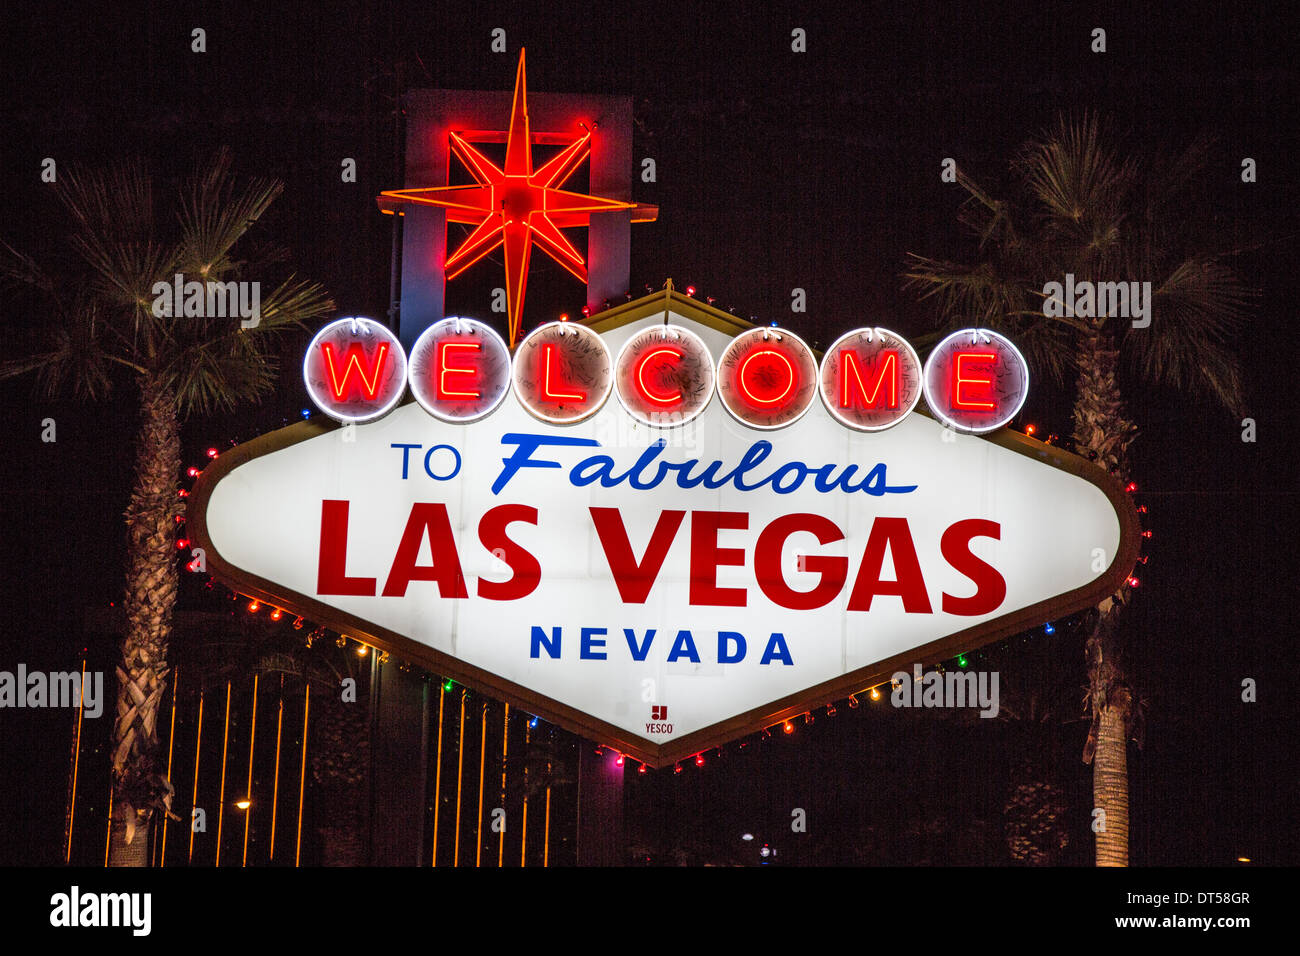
xmin=903 ymin=112 xmax=1252 ymax=865
xmin=0 ymin=149 xmax=333 ymax=865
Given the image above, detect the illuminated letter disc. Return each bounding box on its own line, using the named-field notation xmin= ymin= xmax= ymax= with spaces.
xmin=407 ymin=317 xmax=512 ymax=423
xmin=613 ymin=324 xmax=715 ymax=428
xmin=717 ymin=326 xmax=818 ymax=430
xmin=303 ymin=316 xmax=408 ymax=423
xmin=818 ymin=327 xmax=923 ymax=431
xmin=512 ymin=321 xmax=612 ymax=424
xmin=922 ymin=328 xmax=1030 ymax=434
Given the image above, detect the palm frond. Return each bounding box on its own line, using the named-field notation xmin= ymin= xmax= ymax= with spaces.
xmin=902 ymin=253 xmax=1076 ymax=384
xmin=0 ymin=295 xmax=120 ymax=400
xmin=1124 ymin=258 xmax=1253 ymax=414
xmin=177 ymin=146 xmax=284 ymax=277
xmin=246 ymin=274 xmax=335 ymax=333
xmin=1014 ymin=111 xmax=1137 ymax=272
xmin=56 ymin=160 xmax=174 ymax=311
xmin=0 ymin=238 xmax=56 ymax=294
xmin=160 ymin=276 xmax=333 ymax=416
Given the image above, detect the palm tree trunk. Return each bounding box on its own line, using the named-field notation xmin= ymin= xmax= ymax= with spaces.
xmin=1071 ymin=328 xmax=1137 ymax=867
xmin=310 ymin=690 xmax=370 ymax=866
xmin=108 ymin=377 xmax=180 ymax=866
xmin=1093 ymin=702 xmax=1131 ymax=866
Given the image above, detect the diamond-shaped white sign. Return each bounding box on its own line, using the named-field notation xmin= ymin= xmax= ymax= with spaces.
xmin=190 ymin=295 xmax=1140 ymax=767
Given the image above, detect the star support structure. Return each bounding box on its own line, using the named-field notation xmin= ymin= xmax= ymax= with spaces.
xmin=379 ymin=49 xmax=657 ymax=346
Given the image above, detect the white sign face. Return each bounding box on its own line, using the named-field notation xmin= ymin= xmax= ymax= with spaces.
xmin=194 ymin=308 xmax=1137 ymax=766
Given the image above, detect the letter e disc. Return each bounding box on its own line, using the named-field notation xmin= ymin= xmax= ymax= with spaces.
xmin=303 ymin=316 xmax=407 ymax=423
xmin=819 ymin=327 xmax=922 ymax=431
xmin=922 ymin=328 xmax=1029 ymax=433
xmin=717 ymin=326 xmax=818 ymax=429
xmin=408 ymin=317 xmax=511 ymax=423
xmin=513 ymin=321 xmax=612 ymax=424
xmin=614 ymin=324 xmax=715 ymax=427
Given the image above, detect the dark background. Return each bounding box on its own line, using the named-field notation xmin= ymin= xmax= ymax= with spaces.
xmin=0 ymin=1 xmax=1295 ymax=867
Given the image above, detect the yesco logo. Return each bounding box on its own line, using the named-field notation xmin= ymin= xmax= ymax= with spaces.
xmin=303 ymin=316 xmax=1030 ymax=435
xmin=647 ymin=705 xmax=672 ymax=735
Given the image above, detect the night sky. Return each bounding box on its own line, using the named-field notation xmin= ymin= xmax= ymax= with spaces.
xmin=0 ymin=0 xmax=1296 ymax=875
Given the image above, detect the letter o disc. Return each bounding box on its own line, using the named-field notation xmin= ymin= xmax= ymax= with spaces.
xmin=717 ymin=326 xmax=818 ymax=429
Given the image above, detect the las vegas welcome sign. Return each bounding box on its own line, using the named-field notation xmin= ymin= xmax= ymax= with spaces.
xmin=189 ymin=290 xmax=1140 ymax=767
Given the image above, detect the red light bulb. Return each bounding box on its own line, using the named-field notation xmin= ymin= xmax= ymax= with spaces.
xmin=783 ymin=721 xmax=794 ymax=734
xmin=695 ymin=754 xmax=704 ymax=766
xmin=685 ymin=285 xmax=696 ymax=296
xmin=187 ymin=466 xmax=200 ymax=478
xmin=615 ymin=754 xmax=624 ymax=767
xmin=206 ymin=447 xmax=218 ymax=459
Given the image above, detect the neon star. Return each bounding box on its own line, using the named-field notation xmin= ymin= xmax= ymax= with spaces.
xmin=380 ymin=49 xmax=653 ymax=346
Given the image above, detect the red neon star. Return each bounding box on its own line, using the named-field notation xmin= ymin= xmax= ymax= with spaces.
xmin=381 ymin=49 xmax=653 ymax=346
